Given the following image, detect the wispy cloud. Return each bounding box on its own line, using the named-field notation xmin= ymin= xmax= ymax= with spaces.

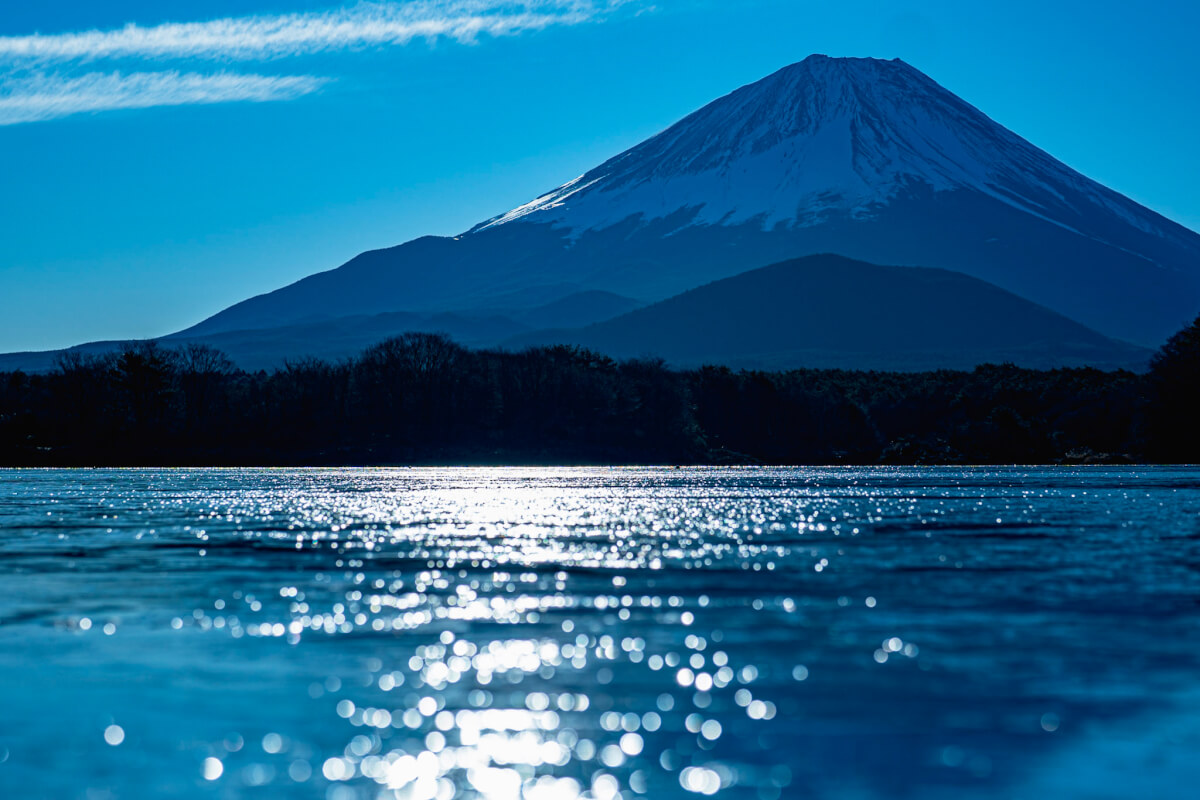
xmin=0 ymin=1 xmax=616 ymax=65
xmin=0 ymin=1 xmax=630 ymax=125
xmin=0 ymin=71 xmax=328 ymax=125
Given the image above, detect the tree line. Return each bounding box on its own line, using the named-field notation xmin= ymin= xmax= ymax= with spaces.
xmin=1 ymin=316 xmax=1198 ymax=466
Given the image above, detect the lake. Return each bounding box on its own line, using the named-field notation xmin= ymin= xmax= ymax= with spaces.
xmin=1 ymin=467 xmax=1199 ymax=799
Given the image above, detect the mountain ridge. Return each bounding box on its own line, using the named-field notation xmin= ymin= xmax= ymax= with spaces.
xmin=0 ymin=255 xmax=1150 ymax=375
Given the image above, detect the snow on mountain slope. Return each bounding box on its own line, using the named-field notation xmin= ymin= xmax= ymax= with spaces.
xmin=475 ymin=56 xmax=1180 ymax=252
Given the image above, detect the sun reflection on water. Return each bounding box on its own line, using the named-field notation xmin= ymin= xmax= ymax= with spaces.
xmin=135 ymin=469 xmax=850 ymax=798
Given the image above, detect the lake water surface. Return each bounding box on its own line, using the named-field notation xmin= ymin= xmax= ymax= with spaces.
xmin=2 ymin=467 xmax=1199 ymax=799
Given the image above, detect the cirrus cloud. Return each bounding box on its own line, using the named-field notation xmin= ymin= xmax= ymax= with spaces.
xmin=0 ymin=71 xmax=328 ymax=126
xmin=0 ymin=1 xmax=620 ymax=65
xmin=0 ymin=1 xmax=633 ymax=125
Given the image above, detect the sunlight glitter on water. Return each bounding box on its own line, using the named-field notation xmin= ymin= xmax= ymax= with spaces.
xmin=177 ymin=564 xmax=803 ymax=799
xmin=2 ymin=467 xmax=1200 ymax=799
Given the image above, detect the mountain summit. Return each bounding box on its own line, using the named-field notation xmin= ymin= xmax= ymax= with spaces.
xmin=185 ymin=55 xmax=1200 ymax=347
xmin=476 ymin=55 xmax=1189 ymax=250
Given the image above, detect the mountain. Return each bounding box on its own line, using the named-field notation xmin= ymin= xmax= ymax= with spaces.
xmin=181 ymin=55 xmax=1200 ymax=348
xmin=507 ymin=254 xmax=1149 ymax=371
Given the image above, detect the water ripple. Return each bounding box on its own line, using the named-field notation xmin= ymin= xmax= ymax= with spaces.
xmin=1 ymin=467 xmax=1199 ymax=799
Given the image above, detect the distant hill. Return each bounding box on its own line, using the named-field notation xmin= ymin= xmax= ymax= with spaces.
xmin=508 ymin=255 xmax=1150 ymax=371
xmin=0 ymin=311 xmax=531 ymax=374
xmin=0 ymin=292 xmax=644 ymax=374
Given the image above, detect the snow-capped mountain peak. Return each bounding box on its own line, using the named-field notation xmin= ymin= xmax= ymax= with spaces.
xmin=474 ymin=55 xmax=1168 ymax=242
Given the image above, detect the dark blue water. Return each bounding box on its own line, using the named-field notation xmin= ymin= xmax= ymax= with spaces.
xmin=2 ymin=467 xmax=1199 ymax=800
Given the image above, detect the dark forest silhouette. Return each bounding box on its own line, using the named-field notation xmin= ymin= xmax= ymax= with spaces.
xmin=2 ymin=316 xmax=1198 ymax=466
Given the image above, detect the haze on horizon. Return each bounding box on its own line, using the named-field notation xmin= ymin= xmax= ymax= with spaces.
xmin=2 ymin=0 xmax=1198 ymax=353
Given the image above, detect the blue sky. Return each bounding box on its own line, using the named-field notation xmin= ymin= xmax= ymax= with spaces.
xmin=2 ymin=0 xmax=1198 ymax=352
